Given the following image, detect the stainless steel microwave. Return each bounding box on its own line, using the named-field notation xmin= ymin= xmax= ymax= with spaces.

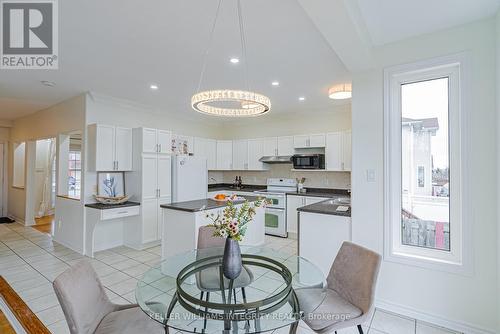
xmin=292 ymin=154 xmax=325 ymax=169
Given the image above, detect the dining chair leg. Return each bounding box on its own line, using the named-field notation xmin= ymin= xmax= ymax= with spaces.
xmin=203 ymin=292 xmax=210 ymax=331
xmin=357 ymin=324 xmax=364 ymax=334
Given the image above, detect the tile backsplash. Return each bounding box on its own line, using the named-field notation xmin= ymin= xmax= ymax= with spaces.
xmin=208 ymin=164 xmax=351 ymax=189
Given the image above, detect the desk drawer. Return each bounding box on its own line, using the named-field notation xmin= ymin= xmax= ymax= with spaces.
xmin=100 ymin=206 xmax=140 ymax=221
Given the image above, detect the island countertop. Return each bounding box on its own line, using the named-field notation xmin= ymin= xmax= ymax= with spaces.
xmin=160 ymin=195 xmax=262 ymax=212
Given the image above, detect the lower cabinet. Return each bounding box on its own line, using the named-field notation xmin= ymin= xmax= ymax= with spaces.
xmin=299 ymin=212 xmax=351 ymax=277
xmin=286 ymin=195 xmax=329 ymax=234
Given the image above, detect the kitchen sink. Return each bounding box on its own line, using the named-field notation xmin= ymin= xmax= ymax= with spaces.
xmin=333 ymin=197 xmax=351 ymax=205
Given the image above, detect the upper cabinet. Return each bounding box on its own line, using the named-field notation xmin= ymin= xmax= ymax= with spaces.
xmin=137 ymin=128 xmax=172 ymax=154
xmin=232 ymin=140 xmax=249 ymax=170
xmin=88 ymin=124 xmax=133 ymax=171
xmin=294 ymin=134 xmax=326 ymax=149
xmin=216 ymin=140 xmax=233 ymax=170
xmin=262 ymin=136 xmax=294 ymax=156
xmin=247 ymin=138 xmax=268 ymax=170
xmin=277 ymin=136 xmax=295 ymax=155
xmin=263 ymin=137 xmax=278 ymax=156
xmin=326 ymin=131 xmax=351 ymax=171
xmin=194 ymin=137 xmax=217 ymax=170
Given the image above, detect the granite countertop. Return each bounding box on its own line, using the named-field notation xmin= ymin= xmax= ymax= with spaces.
xmin=85 ymin=201 xmax=141 ymax=210
xmin=297 ymin=196 xmax=351 ymax=217
xmin=161 ymin=195 xmax=261 ymax=212
xmin=286 ymin=188 xmax=350 ymax=198
xmin=208 ymin=183 xmax=267 ymax=192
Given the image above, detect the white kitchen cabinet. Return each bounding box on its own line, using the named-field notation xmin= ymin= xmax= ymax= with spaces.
xmin=277 ymin=136 xmax=294 ymax=155
xmin=286 ymin=195 xmax=330 ymax=234
xmin=263 ymin=137 xmax=278 ymax=156
xmin=88 ymin=124 xmax=133 ymax=171
xmin=342 ymin=131 xmax=352 ymax=171
xmin=232 ymin=140 xmax=249 ymax=170
xmin=194 ymin=137 xmax=217 ymax=170
xmin=294 ymin=134 xmax=326 ymax=149
xmin=293 ymin=135 xmax=309 ymax=149
xmin=326 ymin=131 xmax=351 ymax=171
xmin=248 ymin=138 xmax=268 ymax=170
xmin=309 ymin=134 xmax=326 ymax=148
xmin=137 ymin=128 xmax=172 ymax=154
xmin=326 ymin=132 xmax=342 ymax=170
xmin=158 ymin=130 xmax=173 ymax=154
xmin=216 ymin=140 xmax=233 ymax=170
xmin=299 ymin=212 xmax=351 ymax=277
xmin=125 ymin=144 xmax=172 ymax=248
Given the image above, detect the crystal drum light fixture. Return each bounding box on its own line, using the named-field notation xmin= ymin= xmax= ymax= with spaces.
xmin=329 ymin=83 xmax=352 ymax=100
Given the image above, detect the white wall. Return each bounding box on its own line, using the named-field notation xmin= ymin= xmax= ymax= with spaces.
xmin=8 ymin=95 xmax=86 ymax=250
xmin=219 ymin=105 xmax=351 ymax=139
xmin=352 ymin=18 xmax=497 ymax=333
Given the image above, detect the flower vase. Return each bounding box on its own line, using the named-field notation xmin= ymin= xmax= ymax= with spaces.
xmin=222 ymin=237 xmax=242 ymax=280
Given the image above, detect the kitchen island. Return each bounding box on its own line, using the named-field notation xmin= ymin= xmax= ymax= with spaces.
xmin=160 ymin=196 xmax=265 ymax=259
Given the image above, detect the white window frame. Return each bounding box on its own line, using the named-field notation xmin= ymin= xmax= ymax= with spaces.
xmin=383 ymin=53 xmax=472 ymax=274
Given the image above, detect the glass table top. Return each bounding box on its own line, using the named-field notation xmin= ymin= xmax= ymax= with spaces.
xmin=136 ymin=246 xmax=326 ymax=334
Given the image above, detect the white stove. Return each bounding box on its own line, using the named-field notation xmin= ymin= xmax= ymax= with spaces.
xmin=255 ymin=178 xmax=296 ymax=237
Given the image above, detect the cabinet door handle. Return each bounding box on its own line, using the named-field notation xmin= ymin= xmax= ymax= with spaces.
xmin=341 ymin=162 xmax=344 ymax=170
xmin=159 ymin=144 xmax=161 ymax=153
xmin=158 ymin=189 xmax=161 ymax=197
xmin=116 ymin=161 xmax=119 ymax=170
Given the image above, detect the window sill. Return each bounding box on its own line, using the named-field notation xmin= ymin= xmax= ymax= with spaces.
xmin=384 ymin=249 xmax=472 ymax=276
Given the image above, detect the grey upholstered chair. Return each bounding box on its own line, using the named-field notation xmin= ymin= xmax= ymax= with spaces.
xmin=296 ymin=241 xmax=381 ymax=334
xmin=196 ymin=225 xmax=254 ymax=293
xmin=53 ymin=260 xmax=164 ymax=334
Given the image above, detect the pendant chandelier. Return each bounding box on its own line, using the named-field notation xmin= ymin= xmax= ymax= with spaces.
xmin=191 ymin=0 xmax=271 ymax=117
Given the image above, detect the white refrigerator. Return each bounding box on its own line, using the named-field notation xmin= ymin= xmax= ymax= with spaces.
xmin=171 ymin=155 xmax=208 ymax=202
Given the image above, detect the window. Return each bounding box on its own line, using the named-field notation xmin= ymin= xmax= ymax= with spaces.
xmin=384 ymin=54 xmax=470 ymax=272
xmin=417 ymin=166 xmax=425 ymax=188
xmin=68 ymin=151 xmax=81 ymax=199
xmin=12 ymin=142 xmax=26 ymax=188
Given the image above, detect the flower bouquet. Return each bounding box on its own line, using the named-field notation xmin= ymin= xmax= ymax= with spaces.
xmin=206 ymin=198 xmax=267 ymax=279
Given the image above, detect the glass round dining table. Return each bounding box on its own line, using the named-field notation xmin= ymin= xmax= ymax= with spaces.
xmin=136 ymin=246 xmax=326 ymax=334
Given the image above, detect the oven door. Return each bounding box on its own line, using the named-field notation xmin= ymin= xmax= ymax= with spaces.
xmin=264 ymin=208 xmax=287 ymax=237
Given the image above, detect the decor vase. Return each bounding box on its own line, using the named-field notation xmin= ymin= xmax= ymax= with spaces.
xmin=222 ymin=238 xmax=242 ymax=280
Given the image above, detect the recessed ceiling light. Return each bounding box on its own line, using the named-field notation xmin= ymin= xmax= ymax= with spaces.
xmin=230 ymin=58 xmax=240 ymax=64
xmin=299 ymin=97 xmax=305 ymax=101
xmin=271 ymin=81 xmax=279 ymax=86
xmin=41 ymin=80 xmax=55 ymax=87
xmin=150 ymin=84 xmax=159 ymax=90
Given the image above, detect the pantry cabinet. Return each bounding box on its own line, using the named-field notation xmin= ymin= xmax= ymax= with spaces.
xmin=88 ymin=124 xmax=133 ymax=171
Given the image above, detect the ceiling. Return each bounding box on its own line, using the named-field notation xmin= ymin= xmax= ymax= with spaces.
xmin=354 ymin=0 xmax=500 ymax=46
xmin=1 ymin=0 xmax=499 ymax=122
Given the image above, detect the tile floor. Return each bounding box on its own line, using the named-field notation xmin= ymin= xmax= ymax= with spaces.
xmin=0 ymin=223 xmax=461 ymax=334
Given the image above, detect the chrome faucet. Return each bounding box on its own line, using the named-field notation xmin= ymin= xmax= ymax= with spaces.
xmin=209 ymin=177 xmax=218 ymax=183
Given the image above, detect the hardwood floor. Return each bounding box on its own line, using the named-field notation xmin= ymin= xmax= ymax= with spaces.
xmin=33 ymin=215 xmax=54 ymax=235
xmin=0 ymin=310 xmax=16 ymax=334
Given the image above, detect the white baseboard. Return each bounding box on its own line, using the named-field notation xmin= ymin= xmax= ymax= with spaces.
xmin=7 ymin=215 xmax=24 ymax=224
xmin=52 ymin=236 xmax=84 ymax=255
xmin=124 ymin=240 xmax=160 ymax=251
xmin=376 ymin=299 xmax=497 ymax=334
